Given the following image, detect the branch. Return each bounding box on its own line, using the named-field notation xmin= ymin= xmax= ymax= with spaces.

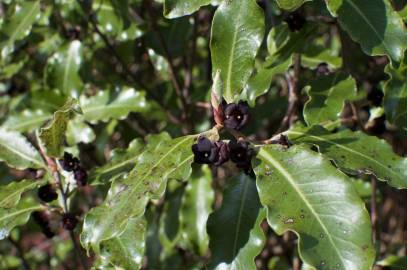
xmin=38 ymin=145 xmax=89 ymax=270
xmin=144 ymin=1 xmax=191 ymax=130
xmin=277 ymin=53 xmax=301 ymax=133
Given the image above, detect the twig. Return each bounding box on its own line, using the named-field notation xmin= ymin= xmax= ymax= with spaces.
xmin=144 ymin=1 xmax=191 ymax=127
xmin=38 ymin=145 xmax=89 ymax=270
xmin=277 ymin=53 xmax=301 ymax=133
xmin=8 ymin=237 xmax=31 ymax=270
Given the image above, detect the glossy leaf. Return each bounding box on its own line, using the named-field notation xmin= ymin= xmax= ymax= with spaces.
xmin=164 ymin=0 xmax=212 ymax=18
xmin=207 ymin=173 xmax=261 ymax=269
xmin=210 ymin=0 xmax=265 ymax=102
xmin=179 ymin=166 xmax=214 ymax=255
xmin=99 ymin=217 xmax=147 ymax=269
xmin=255 ymin=144 xmax=375 ymax=270
xmin=275 ymin=0 xmax=311 ymax=11
xmin=46 ymin=40 xmax=83 ymax=97
xmin=92 ymin=0 xmax=130 ymax=36
xmin=304 ymin=73 xmax=356 ymax=126
xmin=384 ymin=55 xmax=407 ymax=129
xmin=0 ymin=129 xmax=44 ymax=170
xmin=215 ymin=209 xmax=266 ymax=270
xmin=0 ymin=179 xmax=44 ymax=208
xmin=286 ymin=125 xmax=407 ymax=188
xmin=66 ymin=117 xmax=95 ymax=145
xmin=2 ymin=110 xmax=52 ymax=132
xmin=90 ymin=139 xmax=145 ymax=184
xmin=0 ymin=198 xmax=43 ymax=240
xmin=326 ymin=0 xmax=407 ymax=64
xmin=377 ymin=255 xmax=407 ymax=270
xmin=81 ymin=135 xmax=196 ymax=255
xmin=80 ymin=88 xmax=149 ymax=123
xmin=0 ymin=1 xmax=41 ymax=59
xmin=39 ymin=99 xmax=78 ymax=158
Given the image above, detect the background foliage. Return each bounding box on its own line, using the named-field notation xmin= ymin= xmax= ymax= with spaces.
xmin=0 ymin=0 xmax=406 ymax=269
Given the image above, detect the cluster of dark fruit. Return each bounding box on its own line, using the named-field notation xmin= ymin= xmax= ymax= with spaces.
xmin=32 ymin=211 xmax=78 ymax=238
xmin=284 ymin=12 xmax=306 ymax=32
xmin=37 ymin=152 xmax=87 ymax=203
xmin=192 ymin=101 xmax=254 ymax=174
xmin=59 ymin=152 xmax=88 ymax=186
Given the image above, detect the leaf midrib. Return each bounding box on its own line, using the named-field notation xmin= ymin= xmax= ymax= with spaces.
xmin=259 ymin=148 xmax=345 ymax=265
xmin=7 ymin=2 xmax=39 ymax=46
xmin=286 ymin=130 xmax=400 ymax=179
xmin=232 ymin=176 xmax=250 ymax=258
xmin=0 ymin=181 xmax=39 ymax=208
xmin=0 ymin=133 xmax=44 ymax=168
xmin=0 ymin=205 xmax=42 ymax=222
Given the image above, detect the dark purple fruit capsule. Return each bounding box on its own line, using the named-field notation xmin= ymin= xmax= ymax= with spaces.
xmin=192 ymin=137 xmax=220 ymax=164
xmin=62 ymin=213 xmax=78 ymax=231
xmin=228 ymin=140 xmax=254 ymax=173
xmin=37 ymin=184 xmax=58 ymax=202
xmin=59 ymin=152 xmax=80 ymax=172
xmin=285 ymin=12 xmax=306 ymax=32
xmin=223 ymin=101 xmax=250 ymax=130
xmin=74 ymin=166 xmax=88 ymax=186
xmin=213 ymin=141 xmax=230 ymax=166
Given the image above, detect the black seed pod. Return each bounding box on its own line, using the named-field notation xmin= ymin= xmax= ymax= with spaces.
xmin=223 ymin=101 xmax=250 ymax=130
xmin=285 ymin=12 xmax=306 ymax=32
xmin=74 ymin=166 xmax=88 ymax=186
xmin=228 ymin=140 xmax=254 ymax=174
xmin=213 ymin=141 xmax=230 ymax=166
xmin=192 ymin=137 xmax=220 ymax=164
xmin=59 ymin=152 xmax=80 ymax=172
xmin=37 ymin=184 xmax=58 ymax=202
xmin=367 ymin=86 xmax=384 ymax=106
xmin=62 ymin=213 xmax=78 ymax=231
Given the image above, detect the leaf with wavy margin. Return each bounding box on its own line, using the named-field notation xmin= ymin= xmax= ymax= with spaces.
xmin=0 ymin=129 xmax=44 ymax=170
xmin=286 ymin=125 xmax=407 ymax=189
xmin=0 ymin=198 xmax=43 ymax=240
xmin=326 ymin=0 xmax=407 ymax=65
xmin=255 ymin=144 xmax=375 ymax=270
xmin=0 ymin=179 xmax=45 ymax=208
xmin=80 ymin=135 xmax=196 ymax=256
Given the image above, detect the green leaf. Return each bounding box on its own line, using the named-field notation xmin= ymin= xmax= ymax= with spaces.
xmin=275 ymin=0 xmax=311 ymax=11
xmin=39 ymin=98 xmax=78 ymax=158
xmin=0 ymin=1 xmax=41 ymax=60
xmin=90 ymin=139 xmax=145 ymax=184
xmin=80 ymin=135 xmax=196 ymax=256
xmin=164 ymin=0 xmax=212 ymax=18
xmin=66 ymin=116 xmax=96 ymax=145
xmin=286 ymin=125 xmax=407 ymax=189
xmin=45 ymin=40 xmax=83 ymax=97
xmin=215 ymin=209 xmax=266 ymax=270
xmin=92 ymin=0 xmax=130 ymax=36
xmin=0 ymin=129 xmax=44 ymax=170
xmin=255 ymin=144 xmax=375 ymax=270
xmin=99 ymin=217 xmax=147 ymax=269
xmin=81 ymin=88 xmax=149 ymax=123
xmin=326 ymin=0 xmax=407 ymax=65
xmin=2 ymin=110 xmax=52 ymax=132
xmin=304 ymin=73 xmax=357 ymax=126
xmin=210 ymin=0 xmax=265 ymax=102
xmin=0 ymin=179 xmax=44 ymax=208
xmin=384 ymin=55 xmax=407 ymax=129
xmin=0 ymin=197 xmax=43 ymax=240
xmin=179 ymin=166 xmax=214 ymax=255
xmin=241 ymin=58 xmax=291 ymax=107
xmin=377 ymin=255 xmax=407 ymax=270
xmin=207 ymin=173 xmax=262 ymax=269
